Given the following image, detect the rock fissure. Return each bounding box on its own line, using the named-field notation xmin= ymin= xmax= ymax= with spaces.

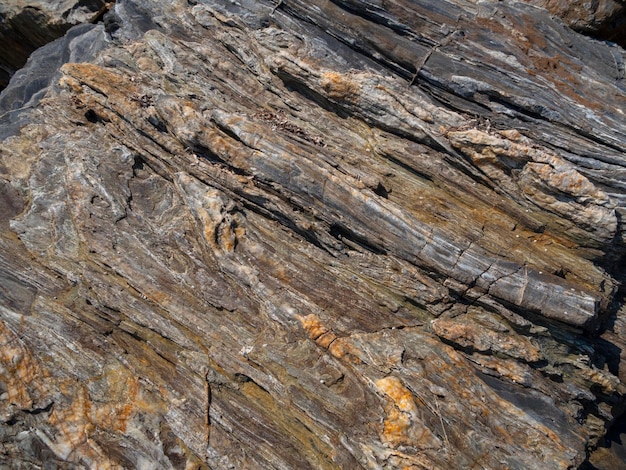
xmin=1 ymin=0 xmax=625 ymax=468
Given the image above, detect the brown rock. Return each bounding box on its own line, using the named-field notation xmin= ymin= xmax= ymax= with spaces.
xmin=0 ymin=0 xmax=625 ymax=468
xmin=522 ymin=0 xmax=626 ymax=45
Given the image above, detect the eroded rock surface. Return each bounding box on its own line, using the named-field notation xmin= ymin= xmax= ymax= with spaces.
xmin=0 ymin=0 xmax=110 ymax=89
xmin=1 ymin=0 xmax=625 ymax=468
xmin=522 ymin=0 xmax=626 ymax=46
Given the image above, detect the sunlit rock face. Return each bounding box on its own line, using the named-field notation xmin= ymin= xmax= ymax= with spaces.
xmin=1 ymin=0 xmax=625 ymax=468
xmin=521 ymin=0 xmax=626 ymax=46
xmin=0 ymin=0 xmax=109 ymax=90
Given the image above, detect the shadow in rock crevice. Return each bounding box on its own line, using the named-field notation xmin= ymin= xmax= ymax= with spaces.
xmin=580 ymin=412 xmax=626 ymax=469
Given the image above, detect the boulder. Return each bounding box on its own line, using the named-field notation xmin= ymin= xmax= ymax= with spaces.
xmin=0 ymin=0 xmax=110 ymax=89
xmin=0 ymin=0 xmax=625 ymax=468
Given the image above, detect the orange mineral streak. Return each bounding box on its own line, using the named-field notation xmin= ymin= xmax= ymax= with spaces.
xmin=374 ymin=376 xmax=441 ymax=450
xmin=47 ymin=385 xmax=92 ymax=449
xmin=327 ymin=338 xmax=363 ymax=364
xmin=321 ymin=71 xmax=360 ymax=101
xmin=375 ymin=376 xmax=418 ymax=413
xmin=300 ymin=314 xmax=330 ymax=341
xmin=42 ymin=364 xmax=165 ymax=467
xmin=49 ymin=368 xmax=143 ymax=438
xmin=93 ymin=371 xmax=140 ymax=433
xmin=220 ymin=224 xmax=237 ymax=252
xmin=383 ymin=406 xmax=412 ymax=444
xmin=61 ymin=63 xmax=139 ymax=98
xmin=299 ymin=314 xmax=360 ymax=363
xmin=0 ymin=320 xmax=49 ymax=409
xmin=315 ymin=331 xmax=338 ymax=349
xmin=0 ymin=319 xmax=162 ymax=465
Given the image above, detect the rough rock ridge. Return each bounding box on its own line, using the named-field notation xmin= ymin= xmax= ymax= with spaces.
xmin=0 ymin=0 xmax=625 ymax=468
xmin=524 ymin=0 xmax=626 ymax=46
xmin=0 ymin=0 xmax=110 ymax=90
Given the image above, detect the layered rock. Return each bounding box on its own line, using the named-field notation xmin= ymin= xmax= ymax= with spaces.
xmin=0 ymin=0 xmax=625 ymax=468
xmin=0 ymin=0 xmax=110 ymax=89
xmin=523 ymin=0 xmax=626 ymax=46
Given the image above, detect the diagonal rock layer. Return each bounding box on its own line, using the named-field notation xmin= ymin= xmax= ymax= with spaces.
xmin=1 ymin=0 xmax=626 ymax=468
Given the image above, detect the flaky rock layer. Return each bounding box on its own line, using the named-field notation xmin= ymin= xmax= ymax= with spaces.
xmin=1 ymin=0 xmax=625 ymax=468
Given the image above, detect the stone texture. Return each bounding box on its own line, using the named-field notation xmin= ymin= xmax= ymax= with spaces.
xmin=522 ymin=0 xmax=626 ymax=46
xmin=0 ymin=0 xmax=109 ymax=90
xmin=0 ymin=0 xmax=625 ymax=468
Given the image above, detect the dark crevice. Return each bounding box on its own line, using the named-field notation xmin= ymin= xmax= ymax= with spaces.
xmin=234 ymin=373 xmax=252 ymax=383
xmin=192 ymin=145 xmax=234 ymax=168
xmin=418 ymin=73 xmax=626 ymax=167
xmin=277 ymin=3 xmax=417 ymax=79
xmin=89 ymin=1 xmax=117 ymax=25
xmin=85 ymin=108 xmax=105 ymax=123
xmin=571 ymin=125 xmax=626 ymax=160
xmin=372 ymin=181 xmax=390 ymax=198
xmin=123 ymin=329 xmax=144 ymax=342
xmin=22 ymin=401 xmax=54 ymax=415
xmin=482 ymin=92 xmax=558 ymax=122
xmin=151 ymin=345 xmax=178 ymax=367
xmin=582 ymin=409 xmax=626 ymax=469
xmin=147 ymin=114 xmax=168 ymax=133
xmin=419 ymin=81 xmax=495 ymax=118
xmin=486 ymin=91 xmax=625 ymax=156
xmin=234 ymin=373 xmax=270 ymax=394
xmin=132 ymin=155 xmax=145 ymax=174
xmin=435 ymin=333 xmax=485 ymax=357
xmin=238 ymin=195 xmax=329 ymax=253
xmin=578 ymin=16 xmax=626 ymax=51
xmin=404 ymin=295 xmax=439 ymax=313
xmin=177 ymin=152 xmax=333 ymax=254
xmin=0 ymin=7 xmax=72 ymax=90
xmin=378 ymin=151 xmax=434 ymax=183
xmin=478 ymin=371 xmax=587 ymax=439
xmin=328 ymin=0 xmax=425 ymax=41
xmin=273 ymin=72 xmax=352 ymax=120
xmin=329 ymin=222 xmax=387 ymax=255
xmin=181 ymin=135 xmax=344 ymax=255
xmin=91 ymin=102 xmax=180 ymax=181
xmin=275 ymin=67 xmax=452 ymax=153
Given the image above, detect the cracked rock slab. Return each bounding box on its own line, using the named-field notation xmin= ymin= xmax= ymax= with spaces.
xmin=1 ymin=0 xmax=625 ymax=468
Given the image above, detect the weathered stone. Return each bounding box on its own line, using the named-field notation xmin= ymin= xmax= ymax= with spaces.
xmin=522 ymin=0 xmax=626 ymax=46
xmin=0 ymin=0 xmax=625 ymax=468
xmin=0 ymin=0 xmax=110 ymax=89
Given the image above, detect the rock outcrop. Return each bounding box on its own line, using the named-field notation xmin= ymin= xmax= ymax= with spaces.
xmin=523 ymin=0 xmax=626 ymax=46
xmin=1 ymin=0 xmax=625 ymax=468
xmin=0 ymin=0 xmax=110 ymax=90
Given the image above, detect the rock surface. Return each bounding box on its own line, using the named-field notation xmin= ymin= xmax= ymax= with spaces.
xmin=523 ymin=0 xmax=626 ymax=46
xmin=0 ymin=0 xmax=625 ymax=468
xmin=0 ymin=0 xmax=109 ymax=90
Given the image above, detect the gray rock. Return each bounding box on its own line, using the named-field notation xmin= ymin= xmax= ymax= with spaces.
xmin=0 ymin=0 xmax=109 ymax=89
xmin=0 ymin=0 xmax=625 ymax=468
xmin=0 ymin=23 xmax=107 ymax=139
